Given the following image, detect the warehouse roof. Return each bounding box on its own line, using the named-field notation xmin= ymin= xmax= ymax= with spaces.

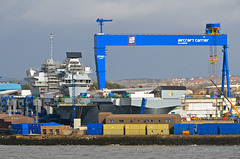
xmin=0 ymin=83 xmax=22 ymax=91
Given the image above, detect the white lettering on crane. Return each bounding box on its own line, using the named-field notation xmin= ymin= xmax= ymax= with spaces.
xmin=97 ymin=55 xmax=105 ymax=59
xmin=178 ymin=38 xmax=209 ymax=44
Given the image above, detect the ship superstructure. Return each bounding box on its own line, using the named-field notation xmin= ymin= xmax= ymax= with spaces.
xmin=59 ymin=52 xmax=92 ymax=97
xmin=25 ymin=52 xmax=92 ymax=97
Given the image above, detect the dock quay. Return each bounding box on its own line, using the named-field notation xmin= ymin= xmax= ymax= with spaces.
xmin=0 ymin=135 xmax=240 ymax=146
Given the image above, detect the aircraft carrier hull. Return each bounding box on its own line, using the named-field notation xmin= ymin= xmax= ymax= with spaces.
xmin=56 ymin=102 xmax=178 ymax=125
xmin=55 ymin=86 xmax=186 ymax=125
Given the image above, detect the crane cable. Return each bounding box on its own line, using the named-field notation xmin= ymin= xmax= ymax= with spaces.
xmin=208 ymin=35 xmax=219 ymax=84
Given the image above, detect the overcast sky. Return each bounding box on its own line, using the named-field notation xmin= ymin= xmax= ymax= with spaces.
xmin=0 ymin=0 xmax=240 ymax=82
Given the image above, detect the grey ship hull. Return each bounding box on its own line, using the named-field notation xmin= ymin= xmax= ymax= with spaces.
xmin=55 ymin=86 xmax=186 ymax=125
xmin=81 ymin=104 xmax=177 ymax=125
xmin=56 ymin=100 xmax=178 ymax=125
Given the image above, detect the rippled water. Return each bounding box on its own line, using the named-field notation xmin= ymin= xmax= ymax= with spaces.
xmin=0 ymin=145 xmax=239 ymax=159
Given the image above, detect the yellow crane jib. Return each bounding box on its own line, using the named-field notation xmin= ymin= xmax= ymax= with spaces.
xmin=209 ymin=78 xmax=240 ymax=117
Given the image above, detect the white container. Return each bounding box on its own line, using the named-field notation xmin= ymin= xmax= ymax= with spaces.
xmin=74 ymin=118 xmax=81 ymax=129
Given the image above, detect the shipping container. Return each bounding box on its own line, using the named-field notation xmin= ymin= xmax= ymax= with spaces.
xmin=147 ymin=124 xmax=169 ymax=130
xmin=147 ymin=129 xmax=169 ymax=135
xmin=11 ymin=122 xmax=60 ymax=135
xmin=174 ymin=123 xmax=196 ymax=135
xmin=87 ymin=123 xmax=103 ymax=135
xmin=174 ymin=123 xmax=196 ymax=129
xmin=125 ymin=124 xmax=146 ymax=135
xmin=196 ymin=123 xmax=219 ymax=135
xmin=11 ymin=123 xmax=29 ymax=135
xmin=219 ymin=123 xmax=240 ymax=135
xmin=103 ymin=124 xmax=124 ymax=135
xmin=147 ymin=124 xmax=169 ymax=135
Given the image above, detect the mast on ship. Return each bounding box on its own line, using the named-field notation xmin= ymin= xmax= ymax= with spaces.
xmin=47 ymin=33 xmax=60 ymax=93
xmin=50 ymin=33 xmax=53 ymax=61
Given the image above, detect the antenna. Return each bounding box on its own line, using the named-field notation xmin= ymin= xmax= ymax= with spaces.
xmin=50 ymin=33 xmax=53 ymax=60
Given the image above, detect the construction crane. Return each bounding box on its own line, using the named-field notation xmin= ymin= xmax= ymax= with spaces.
xmin=96 ymin=18 xmax=113 ymax=33
xmin=209 ymin=78 xmax=240 ymax=118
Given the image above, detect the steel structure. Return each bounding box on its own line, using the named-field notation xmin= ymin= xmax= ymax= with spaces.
xmin=96 ymin=18 xmax=113 ymax=33
xmin=141 ymin=98 xmax=147 ymax=114
xmin=210 ymin=78 xmax=239 ymax=115
xmin=94 ymin=21 xmax=230 ymax=97
xmin=72 ymin=72 xmax=76 ymax=127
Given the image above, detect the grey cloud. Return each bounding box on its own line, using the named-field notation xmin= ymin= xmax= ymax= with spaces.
xmin=0 ymin=0 xmax=239 ymax=80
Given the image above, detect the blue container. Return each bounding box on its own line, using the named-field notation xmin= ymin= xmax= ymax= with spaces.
xmin=197 ymin=129 xmax=206 ymax=135
xmin=22 ymin=130 xmax=29 ymax=135
xmin=87 ymin=123 xmax=103 ymax=135
xmin=174 ymin=130 xmax=182 ymax=135
xmin=206 ymin=129 xmax=218 ymax=135
xmin=237 ymin=129 xmax=240 ymax=134
xmin=87 ymin=123 xmax=103 ymax=129
xmin=197 ymin=123 xmax=219 ymax=129
xmin=197 ymin=123 xmax=219 ymax=135
xmin=231 ymin=123 xmax=240 ymax=128
xmin=174 ymin=123 xmax=196 ymax=130
xmin=174 ymin=129 xmax=195 ymax=135
xmin=229 ymin=129 xmax=237 ymax=134
xmin=11 ymin=124 xmax=16 ymax=129
xmin=218 ymin=123 xmax=240 ymax=135
xmin=11 ymin=123 xmax=29 ymax=135
xmin=12 ymin=122 xmax=60 ymax=135
xmin=219 ymin=129 xmax=229 ymax=135
xmin=174 ymin=124 xmax=196 ymax=135
xmin=28 ymin=122 xmax=59 ymax=134
xmin=189 ymin=129 xmax=195 ymax=135
xmin=21 ymin=123 xmax=29 ymax=130
xmin=219 ymin=123 xmax=240 ymax=135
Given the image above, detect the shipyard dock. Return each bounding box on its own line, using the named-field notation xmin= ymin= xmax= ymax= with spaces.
xmin=0 ymin=135 xmax=240 ymax=146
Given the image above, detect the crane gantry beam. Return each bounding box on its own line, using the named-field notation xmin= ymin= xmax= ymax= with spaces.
xmin=94 ymin=20 xmax=230 ymax=97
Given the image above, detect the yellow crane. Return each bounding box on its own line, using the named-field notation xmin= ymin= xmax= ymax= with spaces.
xmin=209 ymin=78 xmax=240 ymax=117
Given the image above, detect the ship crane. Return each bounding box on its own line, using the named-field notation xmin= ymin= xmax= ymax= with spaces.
xmin=96 ymin=18 xmax=113 ymax=33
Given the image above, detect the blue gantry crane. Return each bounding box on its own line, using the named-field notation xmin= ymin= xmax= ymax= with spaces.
xmin=94 ymin=19 xmax=230 ymax=97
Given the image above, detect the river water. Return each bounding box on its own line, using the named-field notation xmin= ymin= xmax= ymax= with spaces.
xmin=0 ymin=145 xmax=239 ymax=159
